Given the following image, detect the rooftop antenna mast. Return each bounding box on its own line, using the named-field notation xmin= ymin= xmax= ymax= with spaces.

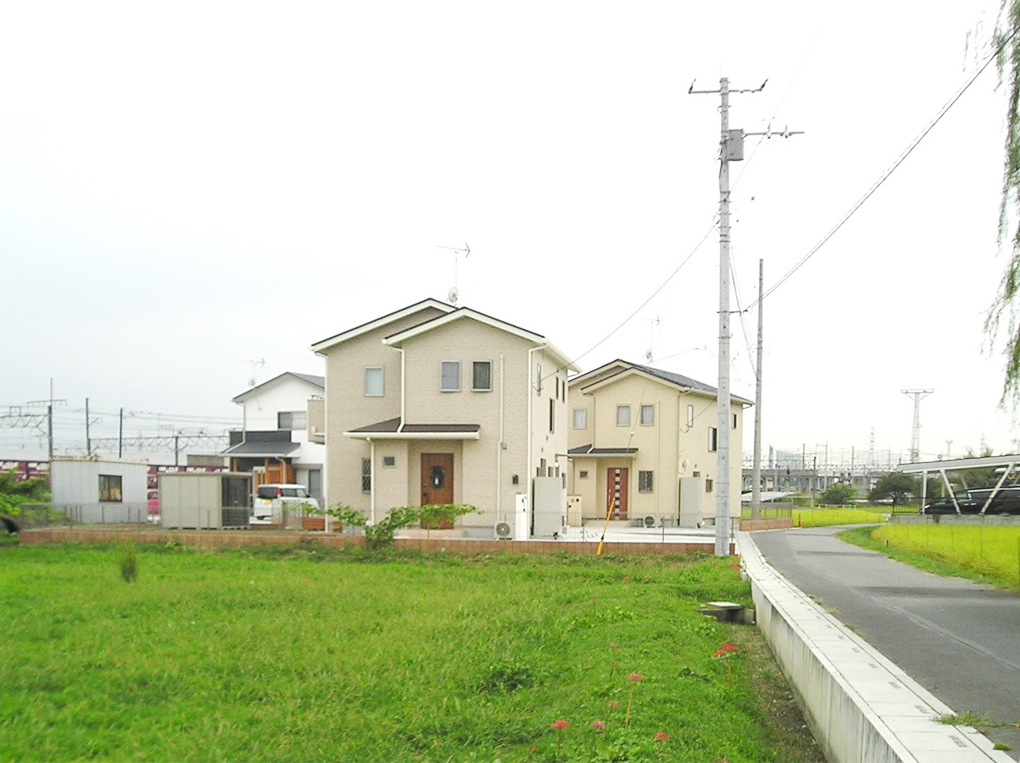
xmin=436 ymin=243 xmax=470 ymax=306
xmin=247 ymin=358 xmax=265 ymax=388
xmin=643 ymin=316 xmax=660 ymax=363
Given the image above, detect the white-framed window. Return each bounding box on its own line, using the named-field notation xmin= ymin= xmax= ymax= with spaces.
xmin=708 ymin=427 xmax=718 ymax=452
xmin=640 ymin=404 xmax=654 ymax=426
xmin=638 ymin=470 xmax=653 ymax=493
xmin=687 ymin=404 xmax=695 ymax=428
xmin=535 ymin=363 xmax=542 ymax=395
xmin=572 ymin=408 xmax=588 ymax=430
xmin=549 ymin=398 xmax=556 ymax=433
xmin=361 ymin=458 xmax=372 ymax=492
xmin=278 ymin=411 xmax=307 ymax=430
xmin=616 ymin=405 xmax=631 ymax=427
xmin=472 ymin=361 xmax=492 ymax=392
xmin=364 ymin=367 xmax=384 ymax=397
xmin=98 ymin=474 xmax=123 ymax=502
xmin=441 ymin=361 xmax=461 ymax=392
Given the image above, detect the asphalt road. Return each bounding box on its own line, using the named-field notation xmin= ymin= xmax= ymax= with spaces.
xmin=750 ymin=525 xmax=1020 ymax=759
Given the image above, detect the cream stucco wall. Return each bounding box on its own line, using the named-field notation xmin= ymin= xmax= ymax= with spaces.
xmin=568 ymin=369 xmax=746 ymax=521
xmin=321 ymin=306 xmax=447 ymax=512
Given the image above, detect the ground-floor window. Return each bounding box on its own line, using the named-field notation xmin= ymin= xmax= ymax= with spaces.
xmin=98 ymin=474 xmax=122 ymax=502
xmin=638 ymin=470 xmax=653 ymax=492
xmin=361 ymin=458 xmax=371 ymax=493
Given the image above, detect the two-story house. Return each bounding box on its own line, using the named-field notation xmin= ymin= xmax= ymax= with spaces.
xmin=223 ymin=371 xmax=326 ymax=504
xmin=311 ymin=299 xmax=578 ymax=538
xmin=567 ymin=360 xmax=750 ymax=528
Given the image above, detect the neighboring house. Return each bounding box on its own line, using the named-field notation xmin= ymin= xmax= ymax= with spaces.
xmin=50 ymin=456 xmax=149 ymax=524
xmin=311 ymin=298 xmax=579 ymax=538
xmin=223 ymin=371 xmax=326 ymax=504
xmin=567 ymin=360 xmax=750 ymax=527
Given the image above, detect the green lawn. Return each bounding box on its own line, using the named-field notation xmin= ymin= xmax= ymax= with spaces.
xmin=840 ymin=523 xmax=1020 ymax=591
xmin=792 ymin=508 xmax=887 ymax=528
xmin=0 ymin=542 xmax=821 ymax=762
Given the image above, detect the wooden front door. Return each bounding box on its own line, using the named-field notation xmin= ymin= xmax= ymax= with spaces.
xmin=607 ymin=468 xmax=629 ymax=520
xmin=421 ymin=453 xmax=454 ymax=528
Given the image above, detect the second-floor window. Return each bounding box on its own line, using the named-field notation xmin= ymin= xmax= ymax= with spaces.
xmin=472 ymin=361 xmax=492 ymax=391
xmin=640 ymin=404 xmax=654 ymax=426
xmin=572 ymin=408 xmax=587 ymax=429
xmin=549 ymin=398 xmax=555 ymax=433
xmin=687 ymin=404 xmax=695 ymax=428
xmin=278 ymin=411 xmax=307 ymax=430
xmin=364 ymin=367 xmax=383 ymax=397
xmin=441 ymin=361 xmax=461 ymax=392
xmin=616 ymin=405 xmax=630 ymax=427
xmin=708 ymin=427 xmax=718 ymax=452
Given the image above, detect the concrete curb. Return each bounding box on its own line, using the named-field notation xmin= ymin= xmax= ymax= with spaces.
xmin=738 ymin=532 xmax=1012 ymax=763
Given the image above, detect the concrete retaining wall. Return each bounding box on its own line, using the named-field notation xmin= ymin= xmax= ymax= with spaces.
xmin=20 ymin=527 xmax=731 ymax=556
xmin=740 ymin=532 xmax=1012 ymax=763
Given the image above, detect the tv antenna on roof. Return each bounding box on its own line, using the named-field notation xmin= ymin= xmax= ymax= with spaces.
xmin=644 ymin=316 xmax=660 ymax=363
xmin=247 ymin=358 xmax=265 ymax=388
xmin=436 ymin=243 xmax=470 ymax=305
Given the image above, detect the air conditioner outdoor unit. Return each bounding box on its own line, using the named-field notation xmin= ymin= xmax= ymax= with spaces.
xmin=642 ymin=514 xmax=657 ymax=528
xmin=494 ymin=521 xmax=512 ymax=540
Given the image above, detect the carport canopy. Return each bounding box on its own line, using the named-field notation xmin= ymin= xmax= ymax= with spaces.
xmin=895 ymin=454 xmax=1020 ymax=514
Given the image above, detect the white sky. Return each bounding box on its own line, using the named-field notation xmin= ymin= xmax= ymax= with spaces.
xmin=2 ymin=0 xmax=1017 ymax=465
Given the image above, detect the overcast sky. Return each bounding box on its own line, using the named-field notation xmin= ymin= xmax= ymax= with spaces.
xmin=2 ymin=0 xmax=1016 ymax=466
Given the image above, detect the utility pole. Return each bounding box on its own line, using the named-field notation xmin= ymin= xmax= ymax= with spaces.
xmin=901 ymin=389 xmax=933 ymax=462
xmin=118 ymin=408 xmax=124 ymax=458
xmin=26 ymin=379 xmax=66 ymax=464
xmin=751 ymin=259 xmax=764 ymax=520
xmin=691 ymin=77 xmax=800 ymax=555
xmin=85 ymin=398 xmax=91 ymax=456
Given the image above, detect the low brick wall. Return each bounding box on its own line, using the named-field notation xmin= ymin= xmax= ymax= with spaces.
xmin=739 ymin=518 xmax=793 ymax=532
xmin=19 ymin=527 xmax=731 ymax=556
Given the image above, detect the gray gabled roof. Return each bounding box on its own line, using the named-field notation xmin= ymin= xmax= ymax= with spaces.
xmin=573 ymin=359 xmax=752 ymax=405
xmin=232 ymin=372 xmax=324 ymax=403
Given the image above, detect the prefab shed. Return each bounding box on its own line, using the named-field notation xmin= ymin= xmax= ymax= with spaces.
xmin=50 ymin=457 xmax=149 ymax=524
xmin=159 ymin=472 xmax=251 ymax=530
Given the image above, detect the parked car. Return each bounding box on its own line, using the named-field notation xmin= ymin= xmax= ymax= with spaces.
xmin=147 ymin=489 xmax=160 ymax=515
xmin=252 ymin=484 xmax=320 ymax=522
xmin=923 ymin=486 xmax=1020 ymax=515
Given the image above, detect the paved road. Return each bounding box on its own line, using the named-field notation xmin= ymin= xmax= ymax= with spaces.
xmin=751 ymin=526 xmax=1020 ymax=759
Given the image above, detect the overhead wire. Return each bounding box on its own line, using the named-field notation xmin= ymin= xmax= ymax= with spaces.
xmin=750 ymin=27 xmax=1016 ymax=310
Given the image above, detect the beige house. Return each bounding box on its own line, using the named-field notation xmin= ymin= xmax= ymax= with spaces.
xmin=567 ymin=360 xmax=750 ymax=527
xmin=311 ymin=299 xmax=579 ymax=539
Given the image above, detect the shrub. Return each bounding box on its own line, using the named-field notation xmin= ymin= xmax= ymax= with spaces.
xmin=118 ymin=544 xmax=138 ymax=583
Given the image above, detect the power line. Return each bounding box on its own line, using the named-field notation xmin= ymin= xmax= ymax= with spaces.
xmin=751 ymin=30 xmax=1013 ymax=309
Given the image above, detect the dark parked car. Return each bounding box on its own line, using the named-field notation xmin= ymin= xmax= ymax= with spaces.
xmin=923 ymin=486 xmax=1020 ymax=515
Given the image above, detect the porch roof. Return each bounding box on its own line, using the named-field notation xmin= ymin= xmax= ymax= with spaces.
xmin=568 ymin=444 xmax=638 ymax=458
xmin=222 ymin=441 xmax=300 ymax=458
xmin=344 ymin=417 xmax=481 ymax=440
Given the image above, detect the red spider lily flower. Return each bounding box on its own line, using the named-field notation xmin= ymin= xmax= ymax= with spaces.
xmin=719 ymin=643 xmax=737 ymax=651
xmin=654 ymin=732 xmax=670 ymax=741
xmin=552 ymin=719 xmax=570 ymax=730
xmin=591 ymin=721 xmax=606 ymax=731
xmin=715 ymin=650 xmax=727 ymax=657
xmin=608 ymin=700 xmax=620 ymax=709
xmin=627 ymin=672 xmax=645 ymax=682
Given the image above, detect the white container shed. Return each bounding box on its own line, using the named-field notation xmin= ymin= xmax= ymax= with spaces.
xmin=159 ymin=472 xmax=251 ymax=530
xmin=50 ymin=457 xmax=149 ymax=524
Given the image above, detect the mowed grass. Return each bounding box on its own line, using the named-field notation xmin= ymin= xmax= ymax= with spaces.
xmin=792 ymin=508 xmax=887 ymax=528
xmin=0 ymin=542 xmax=821 ymax=763
xmin=840 ymin=524 xmax=1020 ymax=591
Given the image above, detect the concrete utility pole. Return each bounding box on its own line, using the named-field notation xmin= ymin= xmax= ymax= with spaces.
xmin=901 ymin=389 xmax=933 ymax=463
xmin=690 ymin=77 xmax=763 ymax=556
xmin=751 ymin=259 xmax=764 ymax=520
xmin=690 ymin=77 xmax=799 ymax=555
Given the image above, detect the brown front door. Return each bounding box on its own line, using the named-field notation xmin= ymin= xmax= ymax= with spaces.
xmin=607 ymin=468 xmax=628 ymax=520
xmin=421 ymin=453 xmax=454 ymax=528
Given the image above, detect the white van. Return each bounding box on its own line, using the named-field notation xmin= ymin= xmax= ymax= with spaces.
xmin=252 ymin=484 xmax=320 ymax=522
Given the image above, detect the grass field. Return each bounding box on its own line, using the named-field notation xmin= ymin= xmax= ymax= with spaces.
xmin=0 ymin=542 xmax=822 ymax=762
xmin=791 ymin=508 xmax=887 ymax=528
xmin=839 ymin=524 xmax=1020 ymax=591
